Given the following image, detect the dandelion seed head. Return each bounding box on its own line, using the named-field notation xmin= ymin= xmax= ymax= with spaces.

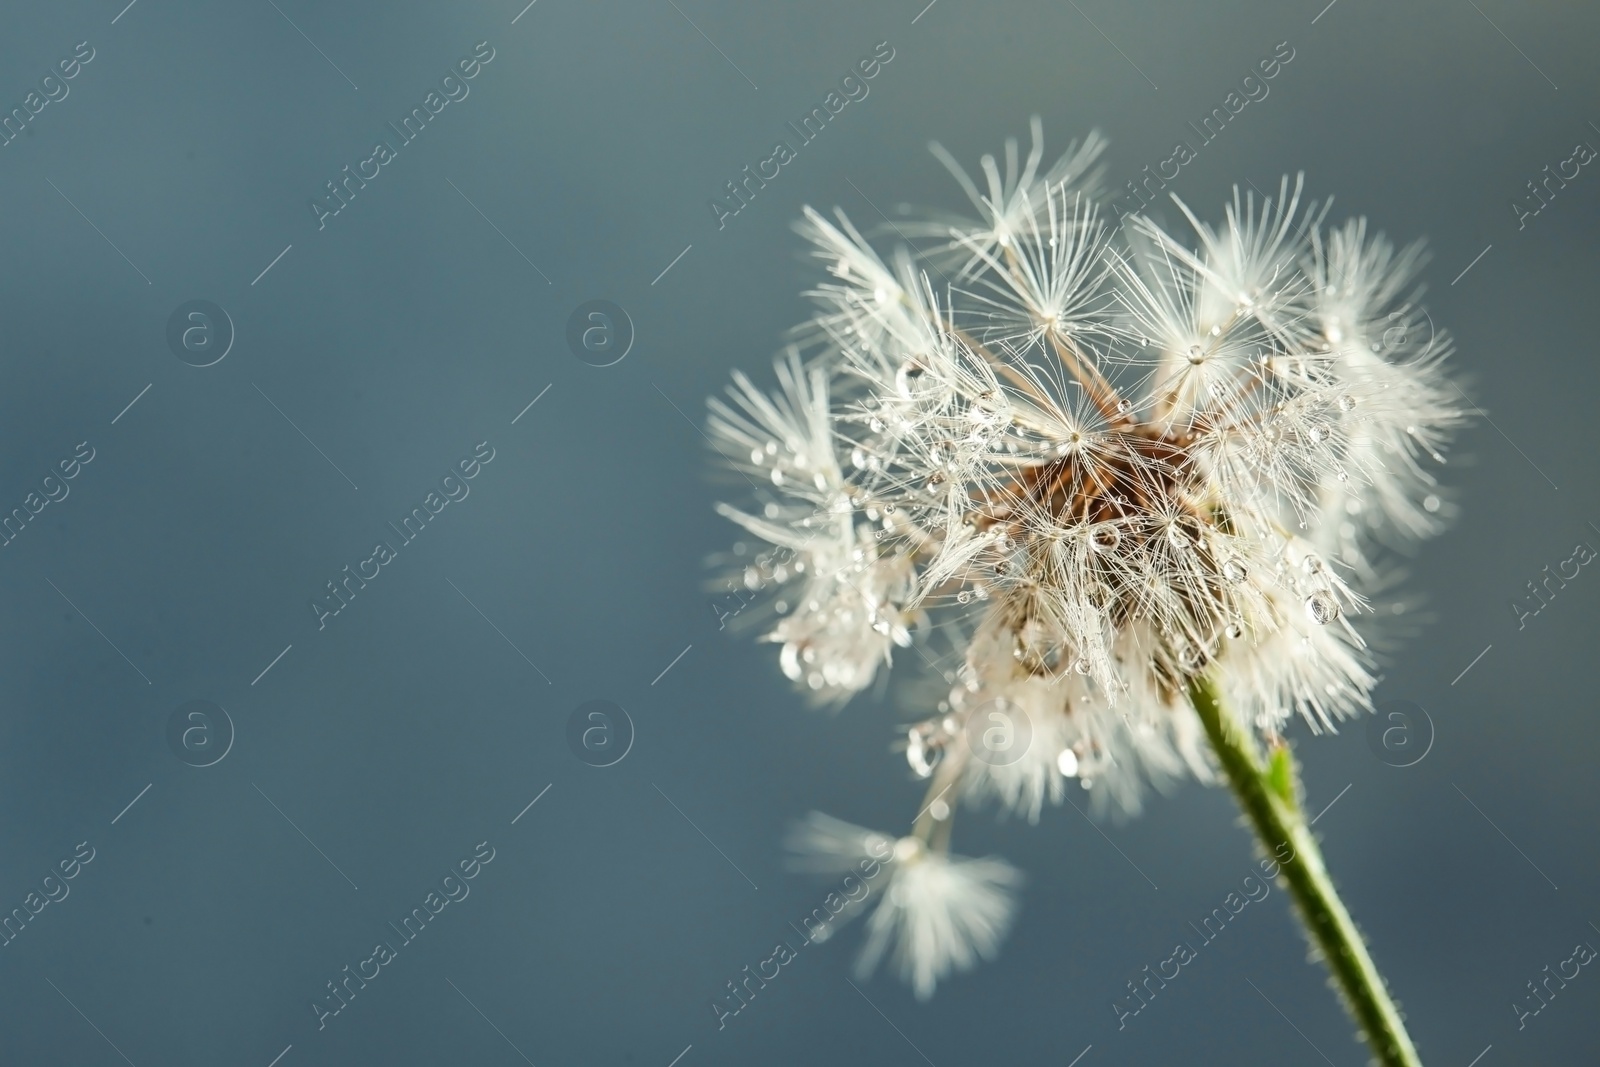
xmin=714 ymin=122 xmax=1466 ymax=997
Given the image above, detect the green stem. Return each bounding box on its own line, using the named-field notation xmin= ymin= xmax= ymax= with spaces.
xmin=1187 ymin=672 xmax=1423 ymax=1067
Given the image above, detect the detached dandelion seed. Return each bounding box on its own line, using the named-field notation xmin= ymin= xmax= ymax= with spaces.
xmin=709 ymin=121 xmax=1464 ymax=1065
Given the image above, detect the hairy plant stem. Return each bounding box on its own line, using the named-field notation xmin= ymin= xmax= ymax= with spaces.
xmin=1187 ymin=672 xmax=1423 ymax=1067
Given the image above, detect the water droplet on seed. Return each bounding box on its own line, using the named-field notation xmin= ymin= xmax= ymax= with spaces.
xmin=780 ymin=643 xmax=802 ymax=680
xmin=1223 ymin=559 xmax=1249 ymax=583
xmin=1305 ymin=592 xmax=1340 ymax=625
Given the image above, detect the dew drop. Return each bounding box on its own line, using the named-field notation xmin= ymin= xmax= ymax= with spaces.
xmin=1225 ymin=620 xmax=1245 ymax=639
xmin=1338 ymin=395 xmax=1358 ymax=412
xmin=1222 ymin=559 xmax=1249 ymax=584
xmin=928 ymin=799 xmax=951 ymax=821
xmin=1209 ymin=324 xmax=1222 ymax=337
xmin=905 ymin=726 xmax=942 ymax=778
xmin=956 ymin=590 xmax=973 ymax=604
xmin=1116 ymin=398 xmax=1133 ymax=416
xmin=1186 ymin=345 xmax=1206 ymax=365
xmin=1305 ymin=592 xmax=1340 ymax=625
xmin=1423 ymin=494 xmax=1441 ymax=513
xmin=869 ymin=417 xmax=885 ymax=433
xmin=1057 ymin=748 xmax=1080 ymax=777
xmin=895 ymin=361 xmax=925 ymax=398
xmin=1090 ymin=524 xmax=1121 ymax=552
xmin=1072 ymin=657 xmax=1091 ymax=675
xmin=780 ymin=643 xmax=803 ymax=680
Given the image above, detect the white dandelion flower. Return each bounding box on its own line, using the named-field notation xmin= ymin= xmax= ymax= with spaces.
xmin=712 ymin=122 xmax=1465 ymax=1044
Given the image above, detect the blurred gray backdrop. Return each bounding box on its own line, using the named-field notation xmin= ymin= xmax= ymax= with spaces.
xmin=0 ymin=0 xmax=1595 ymax=1064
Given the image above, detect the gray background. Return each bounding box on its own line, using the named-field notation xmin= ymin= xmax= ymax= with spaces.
xmin=0 ymin=0 xmax=1595 ymax=1064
